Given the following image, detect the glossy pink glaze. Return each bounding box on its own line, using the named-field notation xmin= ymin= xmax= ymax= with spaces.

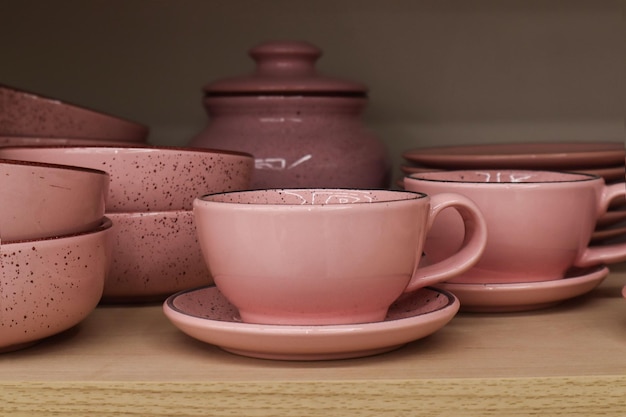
xmin=103 ymin=210 xmax=210 ymax=302
xmin=193 ymin=188 xmax=486 ymax=325
xmin=405 ymin=170 xmax=626 ymax=283
xmin=1 ymin=159 xmax=109 ymax=241
xmin=437 ymin=265 xmax=609 ymax=313
xmin=0 ymin=219 xmax=112 ymax=352
xmin=0 ymin=145 xmax=254 ymax=212
xmin=0 ymin=84 xmax=148 ymax=141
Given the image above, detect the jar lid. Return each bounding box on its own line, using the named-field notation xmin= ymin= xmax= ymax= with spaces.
xmin=204 ymin=41 xmax=368 ymax=97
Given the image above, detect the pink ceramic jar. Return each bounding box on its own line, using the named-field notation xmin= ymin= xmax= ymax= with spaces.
xmin=189 ymin=41 xmax=390 ymax=189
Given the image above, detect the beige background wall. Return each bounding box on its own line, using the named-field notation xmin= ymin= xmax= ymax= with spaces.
xmin=1 ymin=0 xmax=623 ymax=181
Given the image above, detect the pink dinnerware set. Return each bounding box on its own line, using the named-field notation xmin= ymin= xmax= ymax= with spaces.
xmin=0 ymin=84 xmax=254 ymax=353
xmin=1 ymin=41 xmax=625 ymax=360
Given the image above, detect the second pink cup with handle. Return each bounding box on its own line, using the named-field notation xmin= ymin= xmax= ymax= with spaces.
xmin=404 ymin=169 xmax=626 ymax=284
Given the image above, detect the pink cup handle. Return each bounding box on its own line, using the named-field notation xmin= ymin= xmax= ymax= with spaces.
xmin=575 ymin=182 xmax=626 ymax=267
xmin=404 ymin=193 xmax=488 ymax=293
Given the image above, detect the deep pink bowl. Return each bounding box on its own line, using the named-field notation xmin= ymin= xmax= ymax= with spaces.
xmin=1 ymin=218 xmax=112 ymax=352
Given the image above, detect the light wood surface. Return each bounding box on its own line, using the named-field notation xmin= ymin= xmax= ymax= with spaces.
xmin=2 ymin=265 xmax=626 ymax=416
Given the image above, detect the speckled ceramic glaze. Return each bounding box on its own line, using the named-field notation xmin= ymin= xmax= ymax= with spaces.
xmin=1 ymin=159 xmax=109 ymax=241
xmin=103 ymin=210 xmax=210 ymax=302
xmin=189 ymin=41 xmax=390 ymax=189
xmin=0 ymin=145 xmax=254 ymax=212
xmin=163 ymin=285 xmax=459 ymax=361
xmin=0 ymin=83 xmax=148 ymax=141
xmin=193 ymin=188 xmax=486 ymax=325
xmin=0 ymin=218 xmax=112 ymax=352
xmin=404 ymin=170 xmax=626 ymax=284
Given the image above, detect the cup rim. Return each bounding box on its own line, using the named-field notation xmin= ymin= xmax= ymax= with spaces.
xmin=197 ymin=188 xmax=429 ymax=206
xmin=2 ymin=217 xmax=112 ymax=245
xmin=406 ymin=169 xmax=602 ymax=184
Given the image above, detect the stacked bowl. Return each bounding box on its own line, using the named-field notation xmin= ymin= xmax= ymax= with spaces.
xmin=0 ymin=159 xmax=112 ymax=352
xmin=0 ymin=83 xmax=149 ymax=146
xmin=0 ymin=145 xmax=254 ymax=303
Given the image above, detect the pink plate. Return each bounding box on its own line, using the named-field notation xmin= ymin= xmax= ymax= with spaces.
xmin=402 ymin=142 xmax=625 ymax=169
xmin=579 ymin=165 xmax=626 ymax=182
xmin=436 ymin=265 xmax=609 ymax=313
xmin=596 ymin=207 xmax=626 ymax=228
xmin=163 ymin=286 xmax=459 ymax=361
xmin=591 ymin=225 xmax=626 ymax=242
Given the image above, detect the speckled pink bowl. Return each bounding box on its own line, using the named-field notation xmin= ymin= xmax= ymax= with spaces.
xmin=0 ymin=145 xmax=254 ymax=212
xmin=0 ymin=218 xmax=112 ymax=352
xmin=103 ymin=210 xmax=210 ymax=303
xmin=0 ymin=84 xmax=148 ymax=141
xmin=1 ymin=159 xmax=109 ymax=241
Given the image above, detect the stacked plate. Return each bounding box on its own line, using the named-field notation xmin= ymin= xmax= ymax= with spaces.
xmin=400 ymin=141 xmax=626 ymax=244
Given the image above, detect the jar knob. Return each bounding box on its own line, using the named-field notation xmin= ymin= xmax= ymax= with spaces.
xmin=250 ymin=41 xmax=322 ymax=77
xmin=205 ymin=40 xmax=367 ymax=95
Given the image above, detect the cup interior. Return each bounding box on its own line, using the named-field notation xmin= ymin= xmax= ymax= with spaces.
xmin=410 ymin=169 xmax=598 ymax=184
xmin=201 ymin=188 xmax=426 ymax=205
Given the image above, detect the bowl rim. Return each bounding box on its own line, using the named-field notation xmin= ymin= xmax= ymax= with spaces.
xmin=0 ymin=144 xmax=254 ymax=159
xmin=2 ymin=217 xmax=112 ymax=245
xmin=0 ymin=157 xmax=109 ymax=176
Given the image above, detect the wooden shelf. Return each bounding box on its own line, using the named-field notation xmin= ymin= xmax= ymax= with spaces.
xmin=2 ymin=265 xmax=626 ymax=416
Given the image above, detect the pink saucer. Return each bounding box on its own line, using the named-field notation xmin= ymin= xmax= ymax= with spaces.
xmin=402 ymin=142 xmax=625 ymax=169
xmin=163 ymin=286 xmax=459 ymax=361
xmin=591 ymin=225 xmax=626 ymax=242
xmin=436 ymin=265 xmax=609 ymax=313
xmin=596 ymin=208 xmax=626 ymax=228
xmin=581 ymin=164 xmax=626 ymax=182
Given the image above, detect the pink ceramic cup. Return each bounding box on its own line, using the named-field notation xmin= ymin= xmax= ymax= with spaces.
xmin=193 ymin=188 xmax=487 ymax=325
xmin=404 ymin=170 xmax=626 ymax=284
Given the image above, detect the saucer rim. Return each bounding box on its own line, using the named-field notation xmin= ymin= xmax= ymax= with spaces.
xmin=402 ymin=142 xmax=625 ymax=169
xmin=164 ymin=285 xmax=457 ymax=330
xmin=162 ymin=286 xmax=460 ymax=360
xmin=437 ymin=264 xmax=609 ymax=291
xmin=435 ymin=265 xmax=609 ymax=312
